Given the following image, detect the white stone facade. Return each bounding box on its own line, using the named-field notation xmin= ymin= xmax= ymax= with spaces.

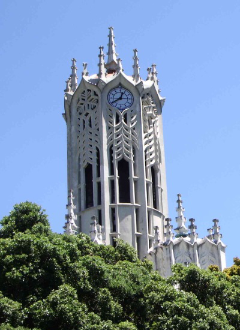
xmin=63 ymin=28 xmax=226 ymax=275
xmin=148 ymin=195 xmax=226 ymax=277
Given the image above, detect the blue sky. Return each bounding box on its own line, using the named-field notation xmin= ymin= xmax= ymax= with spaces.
xmin=0 ymin=0 xmax=239 ymax=267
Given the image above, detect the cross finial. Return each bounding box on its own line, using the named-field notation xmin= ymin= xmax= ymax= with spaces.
xmin=132 ymin=49 xmax=140 ymax=82
xmin=70 ymin=58 xmax=78 ymax=92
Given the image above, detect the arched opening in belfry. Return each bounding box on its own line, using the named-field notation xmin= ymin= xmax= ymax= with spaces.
xmin=96 ymin=147 xmax=100 ymax=178
xmin=151 ymin=166 xmax=157 ymax=209
xmin=109 ymin=145 xmax=114 ymax=175
xmin=118 ymin=158 xmax=130 ymax=203
xmin=85 ymin=163 xmax=93 ymax=208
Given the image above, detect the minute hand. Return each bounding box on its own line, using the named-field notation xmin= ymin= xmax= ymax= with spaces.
xmin=112 ymin=92 xmax=124 ymax=104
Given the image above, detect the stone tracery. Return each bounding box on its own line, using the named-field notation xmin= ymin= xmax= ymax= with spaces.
xmin=77 ymin=89 xmax=99 ymax=168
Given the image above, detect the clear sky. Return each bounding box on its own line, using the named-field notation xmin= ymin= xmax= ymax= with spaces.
xmin=0 ymin=0 xmax=239 ymax=267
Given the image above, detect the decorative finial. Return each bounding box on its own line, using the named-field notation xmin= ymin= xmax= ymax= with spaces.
xmin=82 ymin=62 xmax=89 ymax=77
xmin=207 ymin=228 xmax=213 ymax=240
xmin=132 ymin=49 xmax=140 ymax=82
xmin=174 ymin=194 xmax=188 ymax=237
xmin=70 ymin=58 xmax=78 ymax=92
xmin=151 ymin=64 xmax=159 ymax=84
xmin=188 ymin=218 xmax=198 ymax=243
xmin=63 ymin=190 xmax=78 ymax=235
xmin=117 ymin=58 xmax=123 ymax=73
xmin=153 ymin=226 xmax=161 ymax=247
xmin=146 ymin=67 xmax=152 ymax=80
xmin=164 ymin=218 xmax=174 ymax=242
xmin=98 ymin=46 xmax=106 ymax=78
xmin=212 ymin=219 xmax=222 ymax=243
xmin=90 ymin=216 xmax=103 ymax=245
xmin=64 ymin=77 xmax=71 ymax=93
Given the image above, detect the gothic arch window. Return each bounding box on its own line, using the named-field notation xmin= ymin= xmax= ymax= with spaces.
xmin=118 ymin=158 xmax=130 ymax=203
xmin=85 ymin=163 xmax=93 ymax=208
xmin=109 ymin=145 xmax=114 ymax=175
xmin=96 ymin=147 xmax=100 ymax=178
xmin=151 ymin=166 xmax=157 ymax=209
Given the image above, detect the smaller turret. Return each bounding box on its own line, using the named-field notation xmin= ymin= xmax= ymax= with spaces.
xmin=64 ymin=77 xmax=71 ymax=93
xmin=64 ymin=190 xmax=78 ymax=235
xmin=153 ymin=226 xmax=161 ymax=248
xmin=132 ymin=49 xmax=140 ymax=82
xmin=98 ymin=46 xmax=106 ymax=79
xmin=146 ymin=67 xmax=152 ymax=80
xmin=174 ymin=194 xmax=188 ymax=237
xmin=151 ymin=64 xmax=159 ymax=85
xmin=82 ymin=62 xmax=89 ymax=77
xmin=188 ymin=218 xmax=198 ymax=243
xmin=70 ymin=58 xmax=78 ymax=92
xmin=90 ymin=216 xmax=103 ymax=244
xmin=164 ymin=218 xmax=174 ymax=243
xmin=212 ymin=219 xmax=222 ymax=243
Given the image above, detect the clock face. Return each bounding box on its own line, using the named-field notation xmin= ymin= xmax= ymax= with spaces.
xmin=107 ymin=86 xmax=134 ymax=111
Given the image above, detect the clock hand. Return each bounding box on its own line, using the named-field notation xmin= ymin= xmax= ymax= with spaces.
xmin=112 ymin=92 xmax=124 ymax=104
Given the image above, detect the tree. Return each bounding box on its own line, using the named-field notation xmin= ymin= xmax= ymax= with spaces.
xmin=0 ymin=202 xmax=239 ymax=329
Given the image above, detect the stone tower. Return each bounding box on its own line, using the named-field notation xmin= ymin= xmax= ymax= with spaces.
xmin=63 ymin=27 xmax=168 ymax=259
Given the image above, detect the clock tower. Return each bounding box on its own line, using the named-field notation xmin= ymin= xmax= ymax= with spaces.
xmin=63 ymin=27 xmax=168 ymax=259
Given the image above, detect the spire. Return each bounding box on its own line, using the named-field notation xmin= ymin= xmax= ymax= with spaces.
xmin=98 ymin=46 xmax=106 ymax=78
xmin=212 ymin=219 xmax=222 ymax=243
xmin=164 ymin=218 xmax=174 ymax=243
xmin=146 ymin=67 xmax=152 ymax=80
xmin=64 ymin=77 xmax=71 ymax=93
xmin=82 ymin=62 xmax=89 ymax=77
xmin=174 ymin=194 xmax=188 ymax=237
xmin=151 ymin=64 xmax=159 ymax=84
xmin=90 ymin=216 xmax=103 ymax=244
xmin=132 ymin=49 xmax=140 ymax=82
xmin=107 ymin=27 xmax=117 ymax=64
xmin=105 ymin=27 xmax=119 ymax=73
xmin=188 ymin=218 xmax=198 ymax=243
xmin=70 ymin=58 xmax=78 ymax=92
xmin=64 ymin=190 xmax=78 ymax=235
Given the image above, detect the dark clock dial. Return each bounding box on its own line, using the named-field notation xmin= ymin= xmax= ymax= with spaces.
xmin=107 ymin=86 xmax=134 ymax=111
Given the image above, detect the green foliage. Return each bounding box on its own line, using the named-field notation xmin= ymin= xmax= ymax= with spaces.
xmin=224 ymin=257 xmax=240 ymax=277
xmin=0 ymin=202 xmax=240 ymax=329
xmin=0 ymin=202 xmax=50 ymax=238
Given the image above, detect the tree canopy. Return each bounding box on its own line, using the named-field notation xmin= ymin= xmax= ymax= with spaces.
xmin=0 ymin=202 xmax=239 ymax=329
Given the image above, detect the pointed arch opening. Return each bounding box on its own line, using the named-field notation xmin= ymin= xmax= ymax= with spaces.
xmin=109 ymin=145 xmax=114 ymax=175
xmin=85 ymin=163 xmax=93 ymax=208
xmin=96 ymin=147 xmax=100 ymax=178
xmin=118 ymin=158 xmax=130 ymax=203
xmin=151 ymin=166 xmax=157 ymax=209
